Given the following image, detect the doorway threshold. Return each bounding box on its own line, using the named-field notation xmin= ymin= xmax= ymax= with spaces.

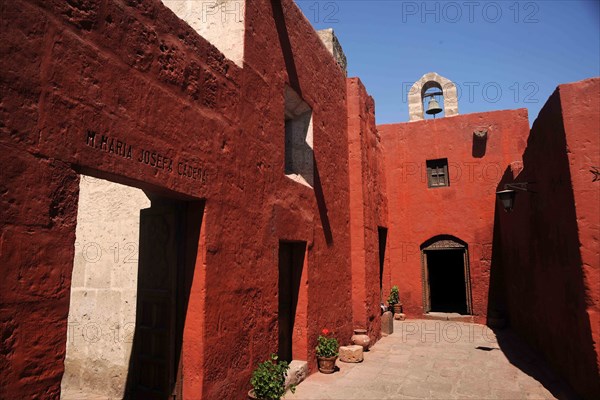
xmin=423 ymin=312 xmax=474 ymax=322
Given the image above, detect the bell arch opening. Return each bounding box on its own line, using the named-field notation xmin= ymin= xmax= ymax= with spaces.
xmin=422 ymin=83 xmax=445 ymax=119
xmin=408 ymin=72 xmax=459 ymax=121
xmin=420 ymin=235 xmax=472 ymax=315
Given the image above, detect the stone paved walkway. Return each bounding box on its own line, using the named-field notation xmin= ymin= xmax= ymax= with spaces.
xmin=285 ymin=320 xmax=578 ymax=400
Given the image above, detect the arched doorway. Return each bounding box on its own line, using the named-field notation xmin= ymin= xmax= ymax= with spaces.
xmin=421 ymin=236 xmax=472 ymax=315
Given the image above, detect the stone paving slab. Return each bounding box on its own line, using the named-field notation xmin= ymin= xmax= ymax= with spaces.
xmin=61 ymin=389 xmax=113 ymax=400
xmin=285 ymin=320 xmax=579 ymax=400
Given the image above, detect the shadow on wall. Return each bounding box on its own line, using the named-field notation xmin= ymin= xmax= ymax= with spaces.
xmin=314 ymin=158 xmax=333 ymax=245
xmin=488 ymin=178 xmax=578 ymax=400
xmin=488 ymin=90 xmax=600 ymax=399
xmin=124 ymin=199 xmax=203 ymax=399
xmin=486 ymin=167 xmax=511 ymax=324
xmin=271 ymin=0 xmax=300 ymax=95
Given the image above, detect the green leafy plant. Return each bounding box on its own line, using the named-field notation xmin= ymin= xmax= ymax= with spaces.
xmin=315 ymin=329 xmax=339 ymax=358
xmin=387 ymin=285 xmax=400 ymax=307
xmin=250 ymin=353 xmax=294 ymax=400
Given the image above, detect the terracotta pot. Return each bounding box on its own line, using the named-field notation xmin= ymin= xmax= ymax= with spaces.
xmin=393 ymin=303 xmax=403 ymax=314
xmin=247 ymin=389 xmax=258 ymax=399
xmin=351 ymin=328 xmax=370 ymax=351
xmin=317 ymin=355 xmax=337 ymax=374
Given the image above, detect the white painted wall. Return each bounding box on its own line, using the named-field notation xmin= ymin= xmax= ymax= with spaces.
xmin=162 ymin=0 xmax=246 ymax=67
xmin=61 ymin=176 xmax=150 ymax=399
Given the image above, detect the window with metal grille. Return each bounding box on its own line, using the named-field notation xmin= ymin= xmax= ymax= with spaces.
xmin=426 ymin=158 xmax=449 ymax=188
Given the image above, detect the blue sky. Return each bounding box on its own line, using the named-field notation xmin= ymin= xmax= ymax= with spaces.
xmin=296 ymin=0 xmax=600 ymax=125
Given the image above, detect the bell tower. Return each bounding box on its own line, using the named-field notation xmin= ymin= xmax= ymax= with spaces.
xmin=408 ymin=72 xmax=459 ymax=121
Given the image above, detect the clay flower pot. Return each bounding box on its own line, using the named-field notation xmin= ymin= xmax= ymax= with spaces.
xmin=351 ymin=328 xmax=370 ymax=351
xmin=317 ymin=355 xmax=337 ymax=374
xmin=393 ymin=303 xmax=403 ymax=315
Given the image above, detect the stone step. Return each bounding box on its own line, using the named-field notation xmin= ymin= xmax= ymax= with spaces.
xmin=422 ymin=312 xmax=475 ymax=322
xmin=285 ymin=360 xmax=308 ymax=389
xmin=339 ymin=345 xmax=363 ymax=363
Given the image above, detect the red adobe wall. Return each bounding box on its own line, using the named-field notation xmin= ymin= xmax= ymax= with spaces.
xmin=0 ymin=0 xmax=242 ymax=198
xmin=378 ymin=109 xmax=529 ymax=323
xmin=201 ymin=1 xmax=353 ymax=397
xmin=495 ymin=78 xmax=600 ymax=399
xmin=1 ymin=0 xmax=240 ymax=398
xmin=347 ymin=78 xmax=389 ymax=344
xmin=0 ymin=0 xmax=354 ymax=399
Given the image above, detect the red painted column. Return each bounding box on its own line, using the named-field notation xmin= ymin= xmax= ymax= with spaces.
xmin=347 ymin=78 xmax=368 ymax=329
xmin=347 ymin=78 xmax=388 ymax=342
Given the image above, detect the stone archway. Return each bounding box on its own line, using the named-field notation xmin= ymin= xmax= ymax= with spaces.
xmin=420 ymin=235 xmax=472 ymax=315
xmin=408 ymin=72 xmax=459 ymax=121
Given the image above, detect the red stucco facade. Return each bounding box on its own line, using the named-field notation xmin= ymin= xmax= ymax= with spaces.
xmin=495 ymin=78 xmax=600 ymax=399
xmin=1 ymin=0 xmax=598 ymax=399
xmin=1 ymin=1 xmax=356 ymax=398
xmin=379 ymin=110 xmax=529 ymax=323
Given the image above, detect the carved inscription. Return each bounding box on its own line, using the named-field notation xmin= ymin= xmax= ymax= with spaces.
xmin=85 ymin=131 xmax=207 ymax=183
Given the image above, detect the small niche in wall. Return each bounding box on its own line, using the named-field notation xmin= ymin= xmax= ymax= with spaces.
xmin=472 ymin=129 xmax=488 ymax=158
xmin=284 ymin=86 xmax=314 ymax=187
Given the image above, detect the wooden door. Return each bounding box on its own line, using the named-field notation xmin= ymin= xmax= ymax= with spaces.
xmin=128 ymin=206 xmax=180 ymax=399
xmin=422 ymin=248 xmax=472 ymax=315
xmin=422 ymin=251 xmax=431 ymax=313
xmin=463 ymin=250 xmax=473 ymax=314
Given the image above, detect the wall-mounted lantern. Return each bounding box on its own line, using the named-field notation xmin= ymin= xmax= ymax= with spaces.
xmin=496 ymin=182 xmax=531 ymax=212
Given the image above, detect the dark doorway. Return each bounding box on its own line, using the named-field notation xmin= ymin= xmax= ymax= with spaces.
xmin=378 ymin=227 xmax=388 ymax=302
xmin=425 ymin=249 xmax=468 ymax=314
xmin=126 ymin=199 xmax=203 ymax=400
xmin=278 ymin=241 xmax=306 ymax=362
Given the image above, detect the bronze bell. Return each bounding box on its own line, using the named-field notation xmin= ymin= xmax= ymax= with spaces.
xmin=426 ymin=97 xmax=443 ymax=115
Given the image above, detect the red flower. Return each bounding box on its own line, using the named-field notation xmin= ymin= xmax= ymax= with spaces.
xmin=322 ymin=328 xmax=330 ymax=335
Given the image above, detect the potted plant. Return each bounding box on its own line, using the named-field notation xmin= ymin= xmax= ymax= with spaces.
xmin=249 ymin=353 xmax=295 ymax=400
xmin=315 ymin=329 xmax=338 ymax=374
xmin=387 ymin=285 xmax=402 ymax=314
